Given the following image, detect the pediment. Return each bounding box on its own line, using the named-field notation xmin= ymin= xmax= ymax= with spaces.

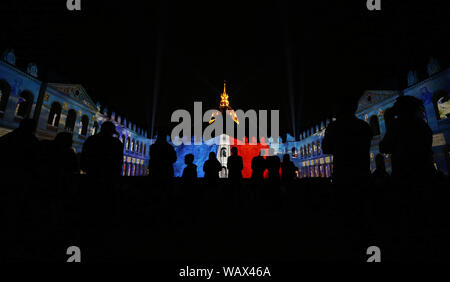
xmin=357 ymin=90 xmax=400 ymax=113
xmin=49 ymin=83 xmax=97 ymax=110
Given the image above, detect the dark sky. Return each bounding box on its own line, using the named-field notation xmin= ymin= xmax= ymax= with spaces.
xmin=1 ymin=0 xmax=449 ymax=138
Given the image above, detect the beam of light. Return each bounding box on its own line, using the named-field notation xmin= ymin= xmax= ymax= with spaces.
xmin=150 ymin=1 xmax=167 ymax=139
xmin=281 ymin=1 xmax=297 ymax=139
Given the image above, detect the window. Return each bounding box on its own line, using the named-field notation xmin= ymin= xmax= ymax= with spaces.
xmin=317 ymin=140 xmax=321 ymax=155
xmin=80 ymin=115 xmax=89 ymax=136
xmin=47 ymin=102 xmax=62 ymax=127
xmin=433 ymin=90 xmax=450 ymax=120
xmin=91 ymin=121 xmax=99 ymax=135
xmin=126 ymin=137 xmax=130 ymax=150
xmin=369 ymin=115 xmax=381 ymax=136
xmin=292 ymin=147 xmax=298 ymax=158
xmin=15 ymin=91 xmax=34 ymax=118
xmin=65 ymin=109 xmax=77 ymax=132
xmin=0 ymin=80 xmax=11 ymax=115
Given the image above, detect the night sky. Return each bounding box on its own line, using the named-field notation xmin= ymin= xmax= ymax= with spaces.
xmin=0 ymin=0 xmax=449 ymax=138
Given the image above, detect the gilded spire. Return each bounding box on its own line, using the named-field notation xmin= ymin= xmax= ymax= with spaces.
xmin=209 ymin=81 xmax=239 ymax=125
xmin=220 ymin=80 xmax=230 ymax=108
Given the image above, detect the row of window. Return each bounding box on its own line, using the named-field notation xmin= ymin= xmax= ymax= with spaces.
xmin=123 ymin=162 xmax=147 ymax=176
xmin=291 ymin=140 xmax=323 ymax=159
xmin=0 ymin=84 xmax=149 ymax=155
xmin=48 ymin=101 xmax=148 ymax=155
xmin=0 ymin=86 xmax=35 ymax=119
xmin=298 ymin=164 xmax=332 ymax=178
xmin=122 ymin=135 xmax=147 ymax=156
xmin=47 ymin=102 xmax=98 ymax=137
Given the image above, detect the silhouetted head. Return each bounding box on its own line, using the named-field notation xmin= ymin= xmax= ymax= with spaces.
xmin=100 ymin=121 xmax=118 ymax=137
xmin=393 ymin=96 xmax=425 ymax=119
xmin=209 ymin=152 xmax=216 ymax=160
xmin=55 ymin=132 xmax=73 ymax=149
xmin=333 ymin=95 xmax=359 ymax=117
xmin=260 ymin=149 xmax=266 ymax=156
xmin=156 ymin=127 xmax=169 ymax=142
xmin=231 ymin=147 xmax=238 ymax=155
xmin=375 ymin=154 xmax=386 ymax=170
xmin=184 ymin=153 xmax=194 ymax=165
xmin=283 ymin=154 xmax=290 ymax=162
xmin=18 ymin=118 xmax=36 ymax=135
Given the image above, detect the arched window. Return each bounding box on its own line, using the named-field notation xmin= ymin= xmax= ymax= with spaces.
xmin=291 ymin=147 xmax=298 ymax=158
xmin=122 ymin=163 xmax=127 ymax=176
xmin=47 ymin=102 xmax=62 ymax=127
xmin=135 ymin=141 xmax=139 ymax=153
xmin=369 ymin=115 xmax=381 ymax=136
xmin=221 ymin=148 xmax=227 ymax=157
xmin=433 ymin=90 xmax=450 ymax=120
xmin=317 ymin=140 xmax=321 ymax=155
xmin=91 ymin=121 xmax=99 ymax=135
xmin=307 ymin=144 xmax=311 ymax=157
xmin=140 ymin=142 xmax=143 ymax=154
xmin=80 ymin=115 xmax=89 ymax=136
xmin=131 ymin=139 xmax=135 ymax=152
xmin=65 ymin=109 xmax=77 ymax=132
xmin=143 ymin=144 xmax=147 ymax=156
xmin=126 ymin=137 xmax=130 ymax=150
xmin=312 ymin=142 xmax=316 ymax=155
xmin=0 ymin=80 xmax=11 ymax=115
xmin=15 ymin=91 xmax=34 ymax=118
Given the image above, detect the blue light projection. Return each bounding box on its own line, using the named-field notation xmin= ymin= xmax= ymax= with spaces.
xmin=172 ymin=142 xmax=218 ymax=178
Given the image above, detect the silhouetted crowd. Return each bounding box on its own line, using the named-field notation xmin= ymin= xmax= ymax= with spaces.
xmin=0 ymin=94 xmax=449 ymax=262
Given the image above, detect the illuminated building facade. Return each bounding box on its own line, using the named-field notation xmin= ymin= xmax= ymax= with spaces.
xmin=2 ymin=49 xmax=447 ymax=178
xmin=169 ymin=59 xmax=450 ymax=179
xmin=0 ymin=49 xmax=150 ymax=176
xmin=285 ymin=57 xmax=450 ymax=177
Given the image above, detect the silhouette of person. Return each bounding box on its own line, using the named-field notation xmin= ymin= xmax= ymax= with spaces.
xmin=203 ymin=152 xmax=221 ymax=180
xmin=148 ymin=128 xmax=177 ymax=181
xmin=80 ymin=121 xmax=123 ymax=177
xmin=54 ymin=132 xmax=79 ymax=176
xmin=251 ymin=149 xmax=266 ymax=181
xmin=371 ymin=153 xmax=390 ymax=186
xmin=281 ymin=154 xmax=297 ymax=182
xmin=182 ymin=153 xmax=197 ymax=183
xmin=322 ymin=94 xmax=372 ymax=262
xmin=379 ymin=96 xmax=436 ymax=182
xmin=0 ymin=119 xmax=39 ymax=260
xmin=266 ymin=148 xmax=281 ymax=181
xmin=322 ymin=96 xmax=373 ymax=184
xmin=0 ymin=118 xmax=39 ymax=178
xmin=379 ymin=96 xmax=436 ymax=261
xmin=227 ymin=146 xmax=243 ymax=181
